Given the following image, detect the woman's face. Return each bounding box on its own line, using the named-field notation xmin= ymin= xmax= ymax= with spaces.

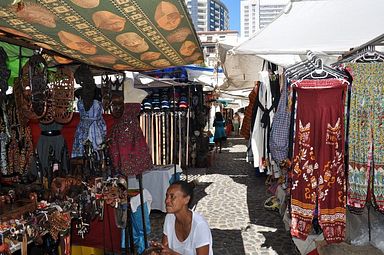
xmin=165 ymin=185 xmax=189 ymax=213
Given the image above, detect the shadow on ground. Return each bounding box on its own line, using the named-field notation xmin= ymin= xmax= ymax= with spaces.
xmin=215 ymin=137 xmax=299 ymax=254
xmin=212 ymin=229 xmax=246 ymax=255
xmin=190 ymin=182 xmax=211 ymax=209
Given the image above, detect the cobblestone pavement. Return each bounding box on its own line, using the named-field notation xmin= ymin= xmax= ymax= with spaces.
xmin=148 ymin=137 xmax=299 ymax=255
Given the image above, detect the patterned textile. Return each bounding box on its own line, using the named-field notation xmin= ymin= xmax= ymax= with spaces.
xmin=71 ymin=100 xmax=106 ymax=158
xmin=347 ymin=63 xmax=384 ymax=212
xmin=270 ymin=80 xmax=291 ymax=165
xmin=0 ymin=0 xmax=203 ymax=71
xmin=240 ymin=83 xmax=259 ymax=140
xmin=108 ymin=103 xmax=153 ymax=176
xmin=291 ymin=79 xmax=347 ymax=243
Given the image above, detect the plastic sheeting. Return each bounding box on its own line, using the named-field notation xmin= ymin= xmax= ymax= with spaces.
xmin=346 ymin=207 xmax=384 ymax=252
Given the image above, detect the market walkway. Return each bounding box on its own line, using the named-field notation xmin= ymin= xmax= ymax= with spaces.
xmin=149 ymin=137 xmax=299 ymax=255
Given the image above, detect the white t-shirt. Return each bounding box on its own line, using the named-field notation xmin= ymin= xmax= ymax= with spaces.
xmin=163 ymin=211 xmax=213 ymax=255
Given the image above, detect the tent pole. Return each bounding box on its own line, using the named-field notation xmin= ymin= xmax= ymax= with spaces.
xmin=173 ymin=85 xmax=177 ymax=182
xmin=185 ymin=86 xmax=191 ymax=182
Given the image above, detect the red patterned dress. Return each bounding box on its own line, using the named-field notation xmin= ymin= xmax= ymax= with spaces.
xmin=290 ymin=79 xmax=347 ymax=243
xmin=108 ymin=103 xmax=153 ymax=176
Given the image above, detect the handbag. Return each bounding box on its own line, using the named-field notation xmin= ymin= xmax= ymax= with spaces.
xmin=269 ymin=80 xmax=291 ymax=165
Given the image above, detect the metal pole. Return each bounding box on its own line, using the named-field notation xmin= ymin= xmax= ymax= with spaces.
xmin=137 ymin=174 xmax=148 ymax=249
xmin=126 ymin=179 xmax=135 ymax=255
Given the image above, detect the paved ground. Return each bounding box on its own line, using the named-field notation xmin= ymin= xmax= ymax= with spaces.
xmin=148 ymin=137 xmax=299 ymax=255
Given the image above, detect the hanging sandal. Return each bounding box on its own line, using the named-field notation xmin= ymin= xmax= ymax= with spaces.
xmin=264 ymin=196 xmax=280 ymax=211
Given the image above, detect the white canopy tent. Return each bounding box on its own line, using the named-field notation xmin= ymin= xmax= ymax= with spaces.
xmin=219 ymin=0 xmax=384 ymax=91
xmin=234 ymin=0 xmax=384 ymax=59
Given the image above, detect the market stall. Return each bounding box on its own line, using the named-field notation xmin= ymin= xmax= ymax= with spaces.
xmin=232 ymin=0 xmax=384 ymax=253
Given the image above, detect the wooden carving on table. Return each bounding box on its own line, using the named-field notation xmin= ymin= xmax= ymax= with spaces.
xmin=50 ymin=176 xmax=82 ymax=199
xmin=0 ymin=199 xmax=37 ymax=222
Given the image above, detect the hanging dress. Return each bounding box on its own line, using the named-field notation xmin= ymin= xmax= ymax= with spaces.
xmin=71 ymin=99 xmax=106 ymax=158
xmin=290 ymin=79 xmax=347 ymax=243
xmin=347 ymin=63 xmax=384 ymax=212
xmin=108 ymin=103 xmax=153 ymax=176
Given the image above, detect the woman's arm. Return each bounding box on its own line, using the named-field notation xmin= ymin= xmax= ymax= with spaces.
xmin=196 ymin=245 xmax=210 ymax=255
xmin=159 ymin=234 xmax=182 ymax=255
xmin=161 ymin=234 xmax=169 ymax=247
xmin=193 ymin=220 xmax=212 ymax=255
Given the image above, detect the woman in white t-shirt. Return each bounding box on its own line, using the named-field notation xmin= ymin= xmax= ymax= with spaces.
xmin=148 ymin=181 xmax=213 ymax=255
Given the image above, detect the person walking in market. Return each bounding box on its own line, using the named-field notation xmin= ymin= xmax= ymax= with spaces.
xmin=213 ymin=112 xmax=226 ymax=153
xmin=232 ymin=112 xmax=241 ymax=136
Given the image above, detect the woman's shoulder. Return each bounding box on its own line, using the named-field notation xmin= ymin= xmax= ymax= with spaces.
xmin=164 ymin=213 xmax=176 ymax=224
xmin=165 ymin=213 xmax=176 ymax=219
xmin=192 ymin=211 xmax=209 ymax=225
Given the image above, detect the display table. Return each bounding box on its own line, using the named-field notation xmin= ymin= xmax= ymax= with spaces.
xmin=128 ymin=165 xmax=183 ymax=212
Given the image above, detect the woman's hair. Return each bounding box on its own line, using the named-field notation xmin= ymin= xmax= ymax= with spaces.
xmin=214 ymin=112 xmax=223 ymax=121
xmin=171 ymin=180 xmax=195 ymax=208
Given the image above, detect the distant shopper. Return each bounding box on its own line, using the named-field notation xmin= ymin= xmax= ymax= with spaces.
xmin=148 ymin=181 xmax=213 ymax=255
xmin=232 ymin=112 xmax=241 ymax=136
xmin=213 ymin=112 xmax=226 ymax=153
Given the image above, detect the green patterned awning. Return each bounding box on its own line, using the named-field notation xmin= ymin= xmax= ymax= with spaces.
xmin=0 ymin=0 xmax=203 ymax=71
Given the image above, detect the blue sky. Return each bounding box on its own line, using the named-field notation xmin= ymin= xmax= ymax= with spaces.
xmin=222 ymin=0 xmax=240 ymax=31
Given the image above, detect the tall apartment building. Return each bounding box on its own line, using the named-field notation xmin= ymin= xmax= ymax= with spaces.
xmin=240 ymin=0 xmax=289 ymax=38
xmin=185 ymin=0 xmax=230 ymax=31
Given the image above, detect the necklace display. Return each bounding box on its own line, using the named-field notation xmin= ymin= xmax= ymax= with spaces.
xmin=6 ymin=98 xmax=33 ymax=174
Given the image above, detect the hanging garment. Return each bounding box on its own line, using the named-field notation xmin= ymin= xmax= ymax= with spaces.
xmin=35 ymin=122 xmax=69 ymax=177
xmin=269 ymin=80 xmax=291 ymax=165
xmin=71 ymin=100 xmax=106 ymax=158
xmin=290 ymin=79 xmax=347 ymax=243
xmin=108 ymin=103 xmax=153 ymax=176
xmin=240 ymin=83 xmax=259 ymax=139
xmin=347 ymin=63 xmax=384 ymax=212
xmin=251 ymin=71 xmax=277 ymax=173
